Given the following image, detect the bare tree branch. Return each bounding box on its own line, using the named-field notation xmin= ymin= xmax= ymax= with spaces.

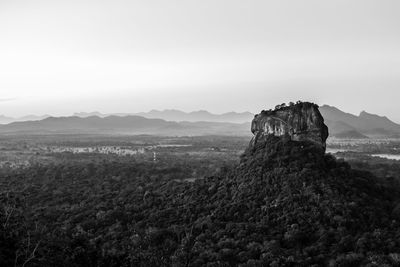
xmin=22 ymin=240 xmax=41 ymax=267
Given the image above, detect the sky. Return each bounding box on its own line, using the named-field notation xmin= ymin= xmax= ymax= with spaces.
xmin=0 ymin=0 xmax=400 ymax=121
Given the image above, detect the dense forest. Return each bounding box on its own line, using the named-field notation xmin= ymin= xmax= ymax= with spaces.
xmin=1 ymin=136 xmax=400 ymax=266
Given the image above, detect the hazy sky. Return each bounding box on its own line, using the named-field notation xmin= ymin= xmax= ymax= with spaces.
xmin=1 ymin=0 xmax=400 ymax=121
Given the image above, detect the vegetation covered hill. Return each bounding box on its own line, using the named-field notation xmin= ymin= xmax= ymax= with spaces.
xmin=1 ymin=134 xmax=400 ymax=266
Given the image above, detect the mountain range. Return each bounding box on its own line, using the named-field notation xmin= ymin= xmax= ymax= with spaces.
xmin=72 ymin=110 xmax=254 ymax=123
xmin=0 ymin=115 xmax=250 ymax=136
xmin=0 ymin=110 xmax=253 ymax=125
xmin=0 ymin=105 xmax=399 ymax=138
xmin=0 ymin=114 xmax=50 ymax=125
xmin=319 ymin=105 xmax=400 ymax=138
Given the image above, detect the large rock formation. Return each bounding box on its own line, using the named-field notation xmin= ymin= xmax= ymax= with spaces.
xmin=250 ymin=102 xmax=329 ymax=151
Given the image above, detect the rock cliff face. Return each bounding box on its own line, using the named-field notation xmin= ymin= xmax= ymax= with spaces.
xmin=250 ymin=102 xmax=329 ymax=151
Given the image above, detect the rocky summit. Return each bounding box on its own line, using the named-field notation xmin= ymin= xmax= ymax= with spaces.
xmin=250 ymin=101 xmax=329 ymax=151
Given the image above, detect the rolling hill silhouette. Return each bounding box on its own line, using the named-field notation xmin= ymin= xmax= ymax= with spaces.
xmin=0 ymin=115 xmax=250 ymax=136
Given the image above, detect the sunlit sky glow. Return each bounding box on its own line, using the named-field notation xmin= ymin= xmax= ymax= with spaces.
xmin=0 ymin=0 xmax=400 ymax=121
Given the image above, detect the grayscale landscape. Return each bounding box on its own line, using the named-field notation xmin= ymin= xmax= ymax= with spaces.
xmin=1 ymin=1 xmax=400 ymax=266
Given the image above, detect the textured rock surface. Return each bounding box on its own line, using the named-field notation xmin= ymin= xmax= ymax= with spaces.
xmin=250 ymin=102 xmax=329 ymax=150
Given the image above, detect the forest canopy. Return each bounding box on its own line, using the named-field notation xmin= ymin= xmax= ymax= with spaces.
xmin=1 ymin=136 xmax=400 ymax=266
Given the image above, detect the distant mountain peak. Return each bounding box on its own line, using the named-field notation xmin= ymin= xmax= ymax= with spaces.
xmin=73 ymin=111 xmax=104 ymax=118
xmin=359 ymin=110 xmax=373 ymax=117
xmin=133 ymin=109 xmax=254 ymax=123
xmin=359 ymin=110 xmax=389 ymax=120
xmin=321 ymin=104 xmax=337 ymax=109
